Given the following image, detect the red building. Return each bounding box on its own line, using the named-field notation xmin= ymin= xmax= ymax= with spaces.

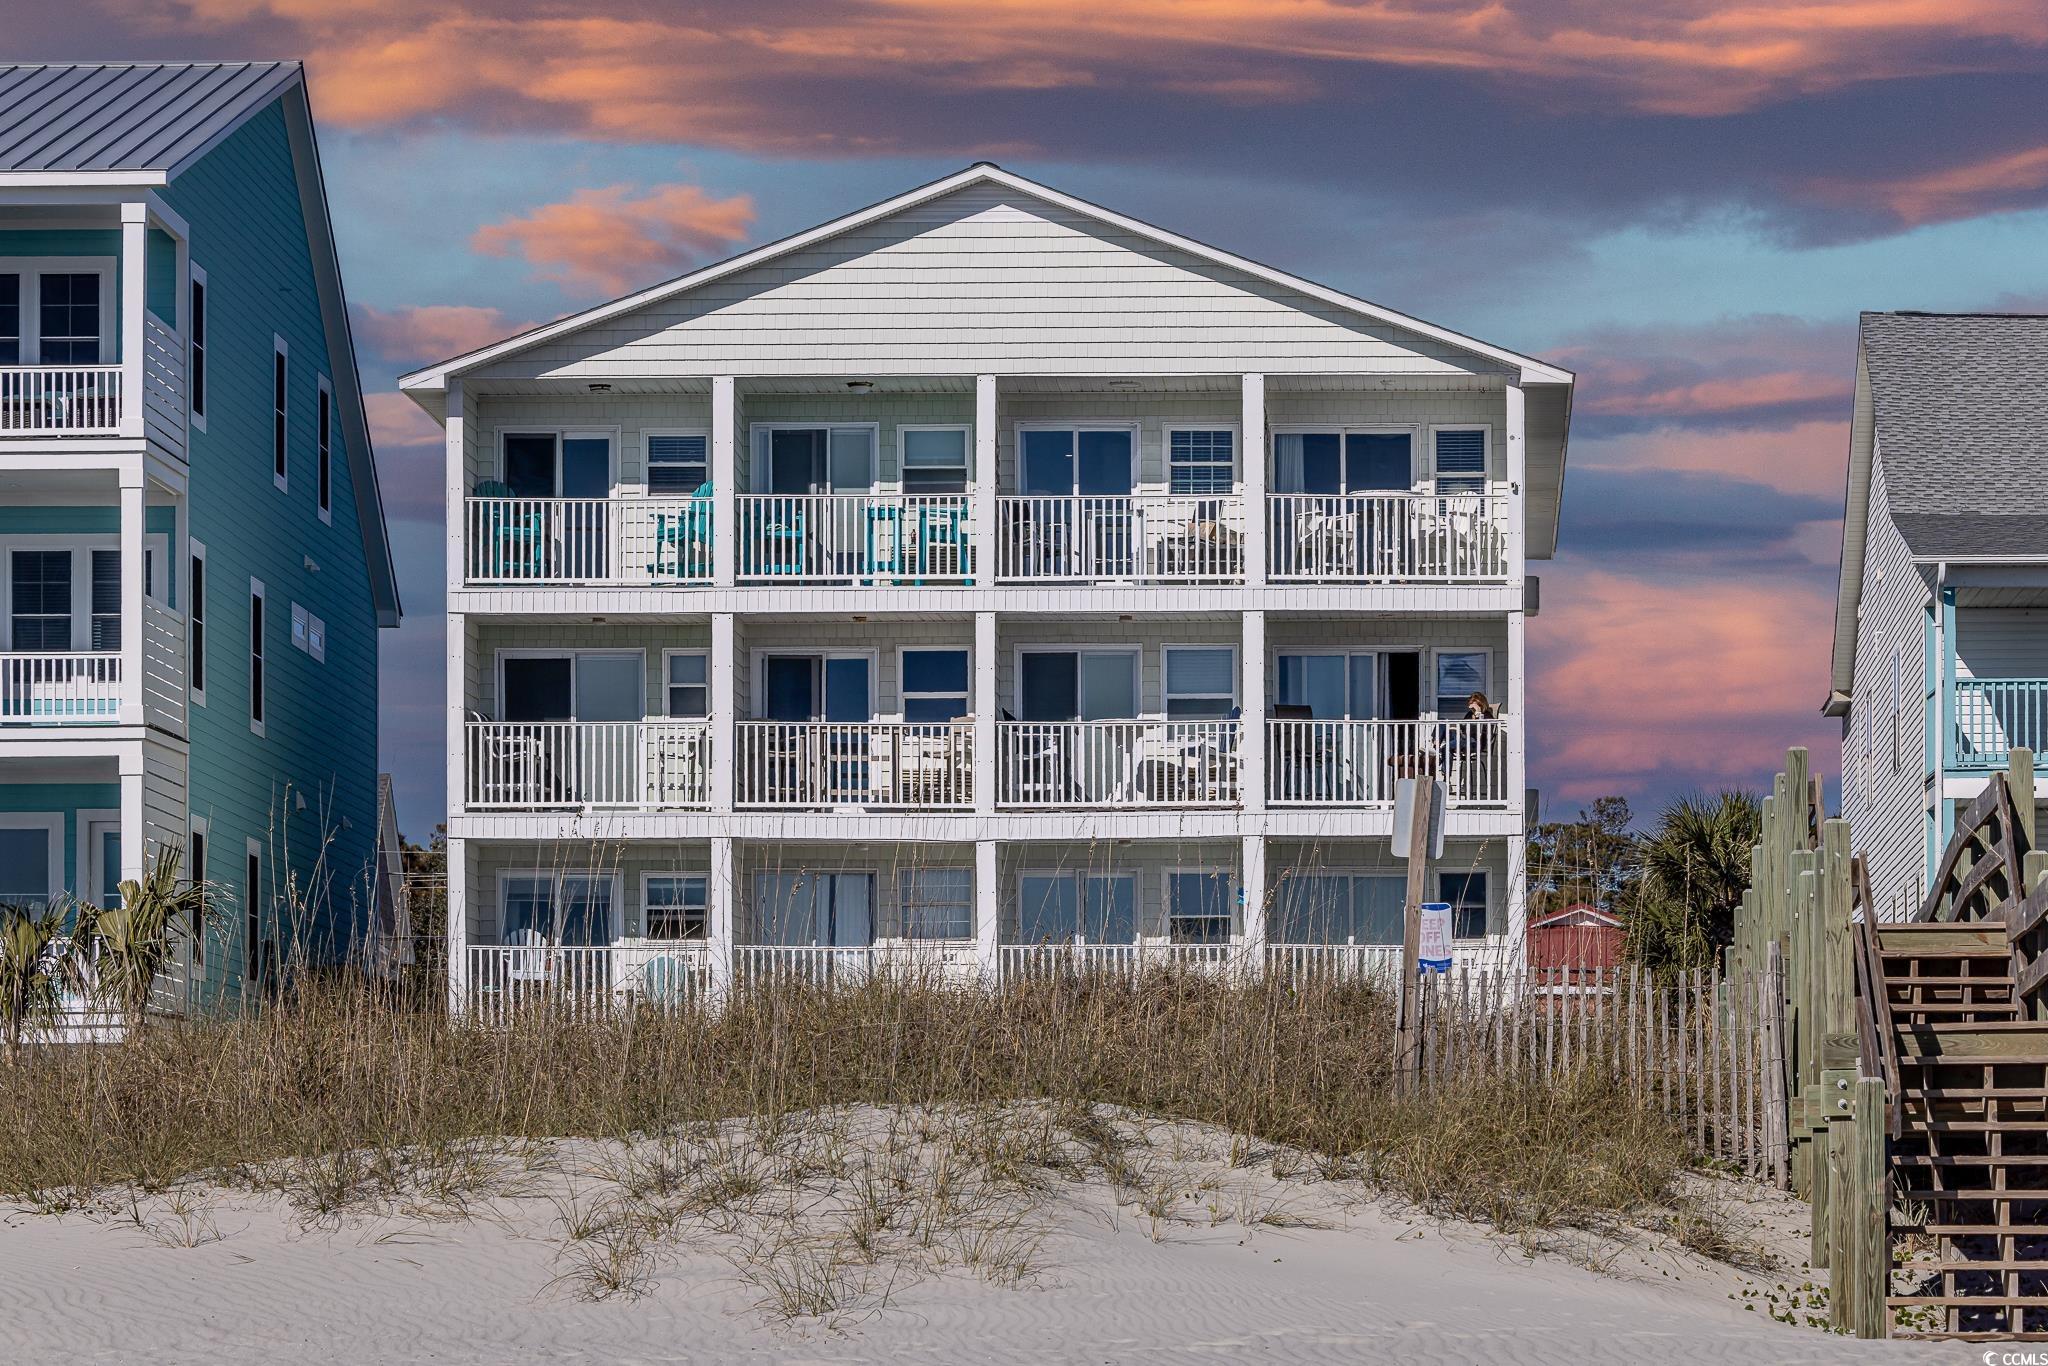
xmin=1526 ymin=904 xmax=1623 ymax=980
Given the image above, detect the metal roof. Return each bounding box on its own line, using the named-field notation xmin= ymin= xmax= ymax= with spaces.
xmin=0 ymin=61 xmax=301 ymax=175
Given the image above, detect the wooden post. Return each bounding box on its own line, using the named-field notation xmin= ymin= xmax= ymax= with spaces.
xmin=1395 ymin=768 xmax=1436 ymax=1091
xmin=1824 ymin=1076 xmax=1853 ymax=1329
xmin=2011 ymin=748 xmax=2037 ymax=850
xmin=1850 ymin=1077 xmax=1890 ymax=1338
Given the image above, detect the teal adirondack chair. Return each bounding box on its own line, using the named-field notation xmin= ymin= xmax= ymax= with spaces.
xmin=474 ymin=479 xmax=546 ymax=579
xmin=651 ymin=482 xmax=715 ymax=579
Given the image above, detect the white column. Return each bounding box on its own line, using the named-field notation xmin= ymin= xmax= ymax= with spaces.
xmin=973 ymin=375 xmax=997 ymax=585
xmin=711 ymin=612 xmax=737 ymax=810
xmin=445 ymin=836 xmax=468 ymax=1017
xmin=1241 ymin=373 xmax=1265 ymax=586
xmin=709 ymin=835 xmax=735 ymax=997
xmin=446 ymin=613 xmax=466 ymax=815
xmin=1240 ymin=609 xmax=1264 ymax=812
xmin=1506 ymin=608 xmax=1527 ymax=812
xmin=170 ymin=222 xmax=190 ymax=449
xmin=974 ymin=610 xmax=997 ymax=814
xmin=1504 ymin=381 xmax=1527 ymax=584
xmin=712 ymin=377 xmax=738 ymax=588
xmin=119 ymin=747 xmax=146 ymax=882
xmin=445 ymin=378 xmax=467 ymax=590
xmin=1239 ymin=833 xmax=1267 ymax=971
xmin=120 ymin=202 xmax=147 ymax=439
xmin=119 ymin=472 xmax=145 ymax=725
xmin=975 ymin=838 xmax=999 ymax=981
xmin=1504 ymin=834 xmax=1529 ymax=973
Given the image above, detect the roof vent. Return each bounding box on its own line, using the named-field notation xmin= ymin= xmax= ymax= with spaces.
xmin=846 ymin=380 xmax=875 ymax=394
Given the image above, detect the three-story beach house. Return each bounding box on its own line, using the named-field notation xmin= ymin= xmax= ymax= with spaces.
xmin=1831 ymin=312 xmax=2048 ymax=920
xmin=0 ymin=62 xmax=400 ymax=1001
xmin=400 ymin=165 xmax=1572 ymax=1012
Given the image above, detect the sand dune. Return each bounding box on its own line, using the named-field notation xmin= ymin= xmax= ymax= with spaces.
xmin=0 ymin=1110 xmax=1944 ymax=1365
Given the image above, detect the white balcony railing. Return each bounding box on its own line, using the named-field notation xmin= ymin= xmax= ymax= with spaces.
xmin=1267 ymin=492 xmax=1507 ymax=581
xmin=736 ymin=494 xmax=972 ymax=584
xmin=0 ymin=652 xmax=121 ymax=724
xmin=464 ymin=496 xmax=715 ymax=585
xmin=994 ymin=495 xmax=1245 ymax=583
xmin=464 ymin=942 xmax=710 ymax=1025
xmin=462 ymin=720 xmax=713 ymax=810
xmin=0 ymin=366 xmax=122 ymax=435
xmin=734 ymin=721 xmax=973 ymax=809
xmin=996 ymin=942 xmax=1241 ymax=981
xmin=1266 ymin=717 xmax=1509 ymax=807
xmin=997 ymin=720 xmax=1240 ymax=808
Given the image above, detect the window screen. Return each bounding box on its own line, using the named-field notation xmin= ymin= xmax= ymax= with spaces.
xmin=647 ymin=434 xmax=708 ymax=494
xmin=38 ymin=273 xmax=100 ymax=364
xmin=901 ymin=428 xmax=968 ymax=494
xmin=899 ymin=868 xmax=972 ymax=939
xmin=1168 ymin=430 xmax=1233 ymax=495
xmin=666 ymin=652 xmax=708 ymax=717
xmin=10 ymin=550 xmax=70 ymax=651
xmin=1433 ymin=429 xmax=1486 ymax=495
xmin=645 ymin=875 xmax=708 ymax=940
xmin=90 ymin=549 xmax=120 ymax=651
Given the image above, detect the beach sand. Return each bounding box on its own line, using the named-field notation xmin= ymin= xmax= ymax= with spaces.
xmin=0 ymin=1108 xmax=1949 ymax=1365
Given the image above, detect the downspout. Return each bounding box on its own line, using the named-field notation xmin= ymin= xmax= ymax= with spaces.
xmin=1934 ymin=561 xmax=1952 ymax=880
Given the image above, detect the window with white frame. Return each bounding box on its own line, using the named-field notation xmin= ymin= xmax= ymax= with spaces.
xmin=189 ymin=540 xmax=206 ymax=704
xmin=188 ymin=265 xmax=207 ymax=430
xmin=646 ymin=432 xmax=708 ymax=494
xmin=900 ymin=426 xmax=969 ymax=494
xmin=665 ymin=651 xmax=708 ymax=717
xmin=1273 ymin=872 xmax=1405 ymax=945
xmin=1440 ymin=870 xmax=1489 ymax=940
xmin=291 ymin=602 xmax=309 ymax=652
xmin=308 ymin=614 xmax=325 ymax=664
xmin=902 ymin=648 xmax=969 ymax=722
xmin=898 ymin=868 xmax=972 ymax=940
xmin=1168 ymin=429 xmax=1234 ymax=495
xmin=1164 ymin=646 xmax=1236 ymax=719
xmin=1891 ymin=647 xmax=1902 ymax=774
xmin=1434 ymin=651 xmax=1490 ymax=717
xmin=9 ymin=550 xmax=72 ymax=650
xmin=1431 ymin=428 xmax=1487 ymax=496
xmin=272 ymin=337 xmax=289 ymax=490
xmin=316 ymin=376 xmax=333 ymax=522
xmin=0 ymin=814 xmax=60 ymax=910
xmin=644 ymin=874 xmax=708 ymax=940
xmin=89 ymin=549 xmax=120 ymax=650
xmin=1017 ymin=871 xmax=1136 ymax=945
xmin=1166 ymin=869 xmax=1235 ymax=944
xmin=0 ymin=264 xmax=112 ymax=365
xmin=249 ymin=580 xmax=266 ymax=735
xmin=188 ymin=816 xmax=208 ymax=968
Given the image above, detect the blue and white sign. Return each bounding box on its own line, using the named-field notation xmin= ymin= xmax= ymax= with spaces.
xmin=1417 ymin=902 xmax=1453 ymax=973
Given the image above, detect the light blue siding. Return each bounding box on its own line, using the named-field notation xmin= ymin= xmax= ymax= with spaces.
xmin=160 ymin=101 xmax=381 ymax=1005
xmin=0 ymin=783 xmax=119 ymax=892
xmin=0 ymin=228 xmax=178 ymax=345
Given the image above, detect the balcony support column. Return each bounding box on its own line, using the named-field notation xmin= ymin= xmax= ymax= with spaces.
xmin=712 ymin=377 xmax=737 ymax=588
xmin=1505 ymin=381 xmax=1527 ymax=584
xmin=975 ymin=839 xmax=999 ymax=982
xmin=120 ymin=202 xmax=146 ymax=440
xmin=445 ymin=837 xmax=468 ymax=1017
xmin=118 ymin=746 xmax=147 ymax=886
xmin=974 ymin=375 xmax=997 ymax=585
xmin=973 ymin=610 xmax=996 ymax=814
xmin=119 ymin=470 xmax=144 ymax=725
xmin=1241 ymin=609 xmax=1265 ymax=812
xmin=445 ymin=378 xmax=466 ymax=590
xmin=1241 ymin=373 xmax=1265 ymax=587
xmin=1239 ymin=834 xmax=1267 ymax=971
xmin=709 ymin=835 xmax=735 ymax=1000
xmin=1507 ymin=607 xmax=1526 ymax=823
xmin=446 ymin=613 xmax=466 ymax=814
xmin=711 ymin=613 xmax=737 ymax=811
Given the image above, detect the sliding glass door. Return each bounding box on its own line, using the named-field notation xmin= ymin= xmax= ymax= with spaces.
xmin=502 ymin=431 xmax=613 ymax=577
xmin=1017 ymin=871 xmax=1137 ymax=945
xmin=755 ymin=871 xmax=876 ymax=947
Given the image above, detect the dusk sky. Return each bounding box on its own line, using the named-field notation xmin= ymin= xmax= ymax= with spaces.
xmin=26 ymin=2 xmax=2048 ymax=835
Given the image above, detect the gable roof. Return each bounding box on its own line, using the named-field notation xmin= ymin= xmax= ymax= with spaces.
xmin=0 ymin=62 xmax=399 ymax=626
xmin=400 ymin=163 xmax=1573 ymax=393
xmin=0 ymin=61 xmax=301 ymax=177
xmin=1827 ymin=311 xmax=2048 ymax=708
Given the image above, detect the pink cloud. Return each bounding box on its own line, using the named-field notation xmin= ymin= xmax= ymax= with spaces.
xmin=1575 ymin=420 xmax=1851 ymax=501
xmin=363 ymin=391 xmax=442 ymax=450
xmin=355 ymin=304 xmax=532 ymax=368
xmin=470 ymin=183 xmax=756 ymax=297
xmin=1529 ymin=565 xmax=1837 ymax=804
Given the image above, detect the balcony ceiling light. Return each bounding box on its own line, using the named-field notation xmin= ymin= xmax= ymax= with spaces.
xmin=587 ymin=382 xmax=613 ymax=393
xmin=1106 ymin=378 xmax=1141 ymax=390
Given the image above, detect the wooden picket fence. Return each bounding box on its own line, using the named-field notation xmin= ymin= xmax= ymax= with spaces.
xmin=1412 ymin=959 xmax=1788 ymax=1182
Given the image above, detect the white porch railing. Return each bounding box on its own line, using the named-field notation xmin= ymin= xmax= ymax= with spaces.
xmin=994 ymin=494 xmax=1245 ymax=583
xmin=141 ymin=314 xmax=187 ymax=458
xmin=730 ymin=943 xmax=981 ymax=988
xmin=996 ymin=941 xmax=1242 ymax=980
xmin=1267 ymin=492 xmax=1508 ymax=581
xmin=736 ymin=493 xmax=972 ymax=584
xmin=734 ymin=721 xmax=973 ymax=809
xmin=0 ymin=652 xmax=121 ymax=723
xmin=1266 ymin=717 xmax=1509 ymax=807
xmin=1263 ymin=942 xmax=1401 ymax=986
xmin=0 ymin=365 xmax=122 ymax=435
xmin=996 ymin=719 xmax=1240 ymax=808
xmin=1952 ymin=678 xmax=2048 ymax=771
xmin=463 ymin=496 xmax=715 ymax=585
xmin=142 ymin=599 xmax=186 ymax=736
xmin=463 ymin=942 xmax=710 ymax=1025
xmin=462 ymin=720 xmax=713 ymax=810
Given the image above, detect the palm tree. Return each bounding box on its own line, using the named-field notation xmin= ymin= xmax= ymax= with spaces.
xmin=72 ymin=845 xmax=214 ymax=1032
xmin=0 ymin=903 xmax=76 ymax=1066
xmin=1628 ymin=791 xmax=1762 ymax=973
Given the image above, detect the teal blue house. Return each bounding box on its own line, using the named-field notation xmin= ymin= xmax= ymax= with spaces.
xmin=0 ymin=62 xmax=400 ymax=1004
